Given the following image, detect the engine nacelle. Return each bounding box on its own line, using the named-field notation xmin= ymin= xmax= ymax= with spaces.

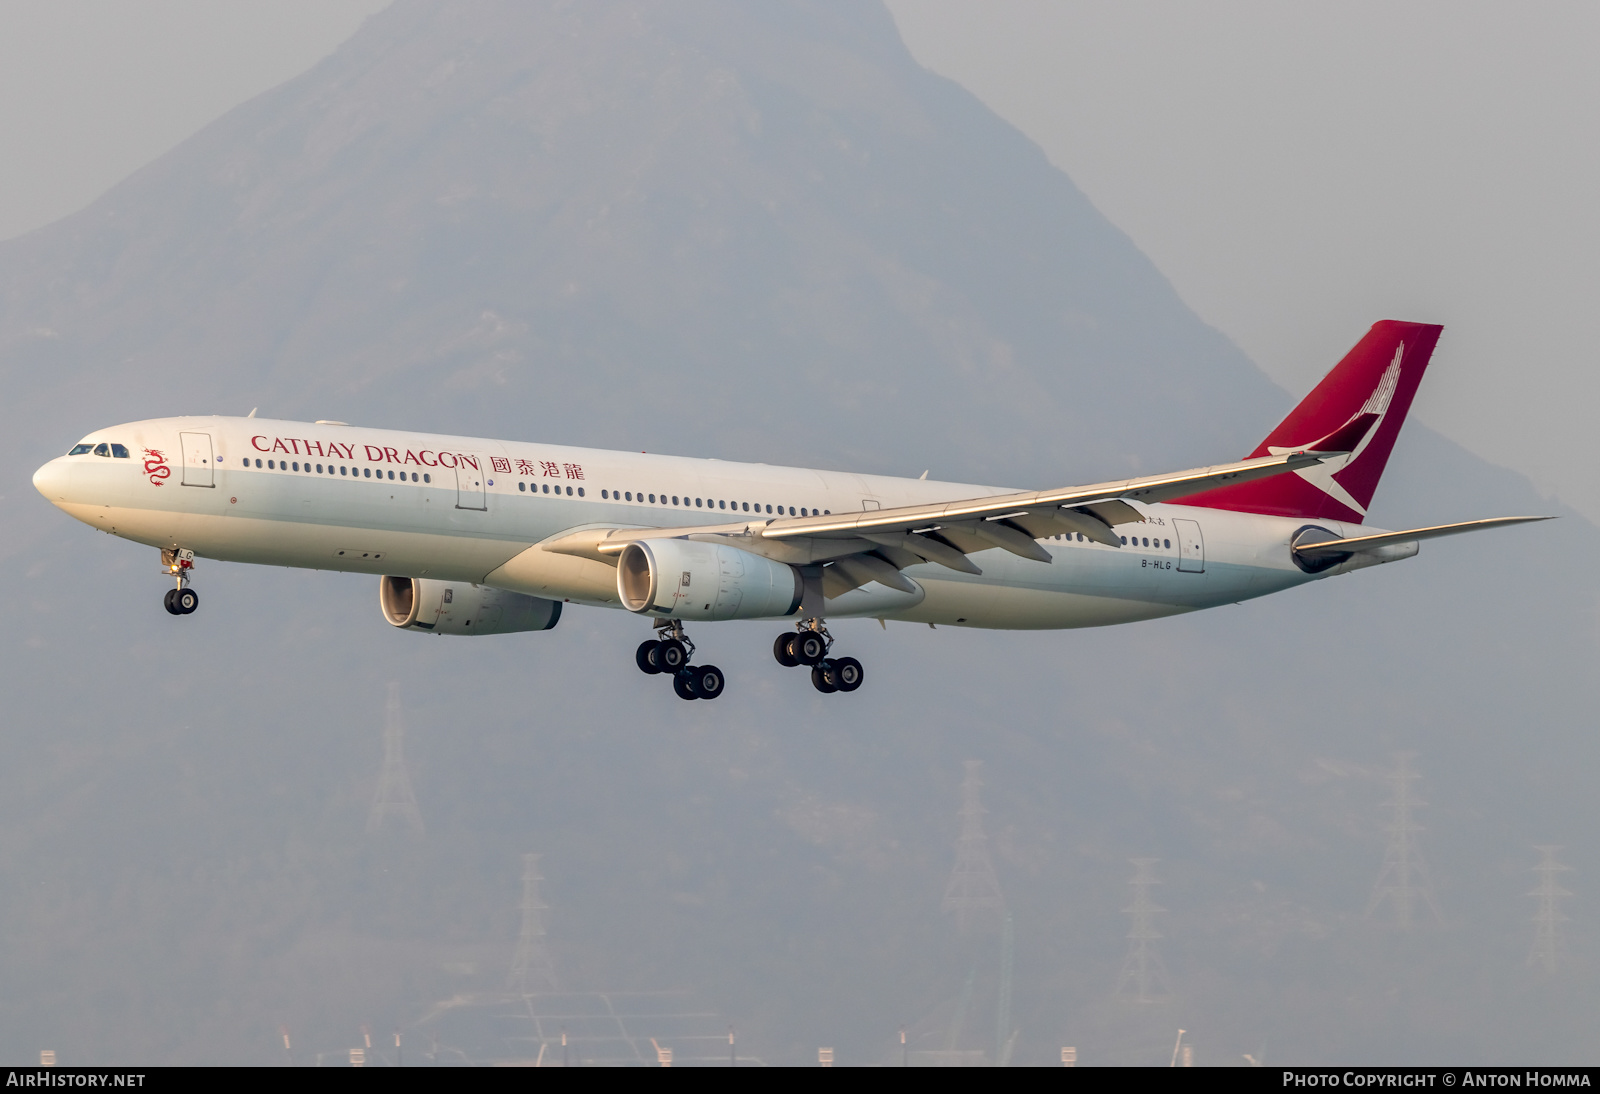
xmin=617 ymin=539 xmax=802 ymax=621
xmin=380 ymin=576 xmax=561 ymax=635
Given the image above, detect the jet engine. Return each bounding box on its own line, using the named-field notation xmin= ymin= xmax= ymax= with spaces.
xmin=617 ymin=539 xmax=802 ymax=621
xmin=380 ymin=576 xmax=561 ymax=634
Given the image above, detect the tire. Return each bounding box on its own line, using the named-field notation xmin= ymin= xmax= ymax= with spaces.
xmin=673 ymin=670 xmax=699 ymax=700
xmin=773 ymin=632 xmax=800 ymax=667
xmin=163 ymin=588 xmax=181 ymax=615
xmin=690 ymin=665 xmax=725 ymax=700
xmin=636 ymin=640 xmax=663 ymax=674
xmin=833 ymin=656 xmax=864 ymax=693
xmin=176 ymin=588 xmax=199 ymax=614
xmin=658 ymin=639 xmax=688 ymax=671
xmin=811 ymin=663 xmax=839 ymax=693
xmin=795 ymin=631 xmax=828 ymax=665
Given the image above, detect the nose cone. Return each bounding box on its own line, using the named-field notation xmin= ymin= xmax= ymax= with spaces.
xmin=33 ymin=457 xmax=71 ymax=504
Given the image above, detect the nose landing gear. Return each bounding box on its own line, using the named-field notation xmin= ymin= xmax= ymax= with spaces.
xmin=773 ymin=622 xmax=864 ymax=694
xmin=636 ymin=619 xmax=724 ymax=701
xmin=161 ymin=548 xmax=198 ymax=616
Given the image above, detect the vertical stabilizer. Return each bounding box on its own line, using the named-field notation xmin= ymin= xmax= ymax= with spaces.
xmin=1180 ymin=321 xmax=1442 ymax=521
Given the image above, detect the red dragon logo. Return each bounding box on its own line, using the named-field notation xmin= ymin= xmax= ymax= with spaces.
xmin=142 ymin=447 xmax=171 ymax=486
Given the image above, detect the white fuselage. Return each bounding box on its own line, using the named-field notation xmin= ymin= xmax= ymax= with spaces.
xmin=34 ymin=415 xmax=1402 ymax=629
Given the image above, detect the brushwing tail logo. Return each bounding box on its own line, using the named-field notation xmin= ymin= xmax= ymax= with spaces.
xmin=1266 ymin=345 xmax=1403 ymax=518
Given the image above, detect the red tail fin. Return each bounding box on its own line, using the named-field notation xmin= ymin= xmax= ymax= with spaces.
xmin=1179 ymin=320 xmax=1442 ymax=521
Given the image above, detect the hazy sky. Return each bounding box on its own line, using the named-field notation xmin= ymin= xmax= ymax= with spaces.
xmin=3 ymin=0 xmax=1596 ymax=520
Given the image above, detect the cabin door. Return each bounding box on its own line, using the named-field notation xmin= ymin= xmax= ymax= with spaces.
xmin=1174 ymin=518 xmax=1205 ymax=573
xmin=454 ymin=458 xmax=487 ymax=510
xmin=179 ymin=432 xmax=215 ymax=487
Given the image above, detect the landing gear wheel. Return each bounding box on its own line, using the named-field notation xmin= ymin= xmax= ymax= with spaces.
xmin=636 ymin=640 xmax=663 ymax=674
xmin=811 ymin=661 xmax=840 ymax=693
xmin=832 ymin=656 xmax=864 ymax=692
xmin=795 ymin=631 xmax=828 ymax=665
xmin=658 ymin=639 xmax=688 ymax=672
xmin=163 ymin=588 xmax=181 ymax=615
xmin=689 ymin=665 xmax=725 ymax=700
xmin=175 ymin=588 xmax=199 ymax=614
xmin=773 ymin=633 xmax=800 ymax=667
xmin=673 ymin=670 xmax=699 ymax=701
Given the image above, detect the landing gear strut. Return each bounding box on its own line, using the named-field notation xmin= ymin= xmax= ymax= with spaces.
xmin=773 ymin=621 xmax=864 ymax=694
xmin=636 ymin=619 xmax=724 ymax=700
xmin=162 ymin=548 xmax=198 ymax=616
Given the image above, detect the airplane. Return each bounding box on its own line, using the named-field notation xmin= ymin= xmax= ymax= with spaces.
xmin=33 ymin=320 xmax=1543 ymax=701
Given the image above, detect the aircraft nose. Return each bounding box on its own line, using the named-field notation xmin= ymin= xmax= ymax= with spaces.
xmin=33 ymin=457 xmax=71 ymax=503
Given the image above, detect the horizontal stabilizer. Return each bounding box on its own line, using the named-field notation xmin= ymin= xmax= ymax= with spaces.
xmin=1293 ymin=516 xmax=1551 ymax=559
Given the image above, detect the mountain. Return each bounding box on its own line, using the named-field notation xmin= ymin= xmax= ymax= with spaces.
xmin=0 ymin=0 xmax=1594 ymax=1065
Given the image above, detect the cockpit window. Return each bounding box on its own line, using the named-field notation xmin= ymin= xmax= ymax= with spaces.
xmin=67 ymin=444 xmax=93 ymax=455
xmin=93 ymin=443 xmax=110 ymax=457
xmin=110 ymin=444 xmax=129 ymax=458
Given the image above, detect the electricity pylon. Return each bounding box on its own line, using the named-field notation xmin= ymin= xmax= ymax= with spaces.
xmin=1115 ymin=858 xmax=1173 ymax=1002
xmin=1528 ymin=845 xmax=1573 ymax=974
xmin=1365 ymin=752 xmax=1442 ymax=929
xmin=366 ymin=682 xmax=423 ymax=834
xmin=508 ymin=853 xmax=558 ymax=993
xmin=941 ymin=761 xmax=1006 ymax=933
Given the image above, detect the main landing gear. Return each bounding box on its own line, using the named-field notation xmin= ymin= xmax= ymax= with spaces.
xmin=773 ymin=622 xmax=864 ymax=695
xmin=636 ymin=619 xmax=725 ymax=701
xmin=161 ymin=548 xmax=199 ymax=616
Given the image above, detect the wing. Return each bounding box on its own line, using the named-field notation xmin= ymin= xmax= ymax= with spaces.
xmin=542 ymin=446 xmax=1355 ymax=599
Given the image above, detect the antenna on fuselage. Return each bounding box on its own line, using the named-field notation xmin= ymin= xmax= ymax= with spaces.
xmin=247 ymin=407 xmax=258 ymax=418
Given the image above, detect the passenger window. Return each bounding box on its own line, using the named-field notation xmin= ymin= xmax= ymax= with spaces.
xmin=742 ymin=502 xmax=749 ymax=511
xmin=649 ymin=494 xmax=656 ymax=503
xmin=292 ymin=462 xmax=299 ymax=471
xmin=578 ymin=488 xmax=584 ymax=497
xmin=1120 ymin=536 xmax=1127 ymax=544
xmin=1164 ymin=538 xmax=1171 ymax=548
xmin=386 ymin=470 xmax=393 ymax=480
xmin=625 ymin=491 xmax=632 ymax=501
xmin=718 ymin=500 xmax=726 ymax=509
xmin=521 ymin=482 xmax=527 ymax=492
xmin=695 ymin=498 xmax=702 ymax=507
xmin=67 ymin=444 xmax=93 ymax=455
xmin=564 ymin=486 xmax=571 ymax=495
xmin=424 ymin=473 xmax=430 ymax=483
xmin=363 ymin=468 xmax=371 ymax=478
xmin=111 ymin=444 xmax=129 ymax=458
xmin=339 ymin=466 xmax=346 ymax=475
xmin=672 ymin=496 xmax=679 ymax=505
